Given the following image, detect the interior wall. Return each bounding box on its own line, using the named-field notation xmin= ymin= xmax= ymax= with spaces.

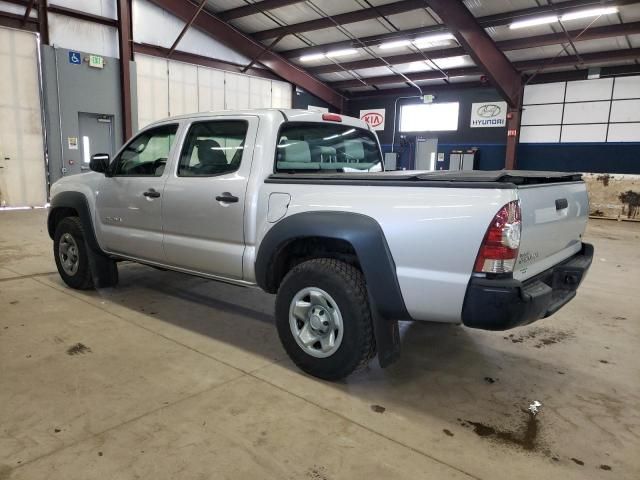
xmin=347 ymin=86 xmax=507 ymax=170
xmin=41 ymin=45 xmax=123 ymax=184
xmin=135 ymin=54 xmax=292 ymax=130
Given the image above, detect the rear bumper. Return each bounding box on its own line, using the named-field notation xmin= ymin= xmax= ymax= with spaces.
xmin=461 ymin=243 xmax=593 ymax=331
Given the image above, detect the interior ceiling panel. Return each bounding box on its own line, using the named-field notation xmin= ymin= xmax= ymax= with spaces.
xmin=448 ymin=74 xmax=482 ymax=83
xmin=628 ymin=33 xmax=640 ymax=47
xmin=228 ymin=13 xmax=280 ymax=33
xmin=462 ymin=0 xmax=540 ymax=18
xmin=372 ymin=82 xmax=413 ymax=90
xmin=353 ymin=66 xmax=398 ymax=78
xmin=205 ymin=0 xmax=245 ymax=14
xmin=505 ymin=46 xmax=569 ymax=62
xmin=384 ymin=9 xmax=439 ymax=30
xmin=316 ymin=71 xmax=359 ymax=82
xmin=273 ymin=36 xmax=310 ymax=52
xmin=574 ymin=36 xmax=635 ymax=53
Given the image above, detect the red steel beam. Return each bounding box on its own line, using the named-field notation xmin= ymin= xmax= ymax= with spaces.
xmin=252 ymin=0 xmax=427 ymax=41
xmin=167 ymin=0 xmax=207 ymax=57
xmin=280 ymin=0 xmax=638 ymax=59
xmin=0 ymin=10 xmax=38 ymax=31
xmin=47 ymin=3 xmax=118 ymax=27
xmin=309 ymin=21 xmax=640 ymax=75
xmin=219 ymin=0 xmax=306 ymax=21
xmin=147 ymin=0 xmax=343 ymax=109
xmin=425 ymin=0 xmax=522 ymax=108
xmin=330 ymin=47 xmax=640 ymax=89
xmin=38 ymin=0 xmax=49 ymax=44
xmin=117 ymin=0 xmax=133 ymax=139
xmin=22 ymin=0 xmax=36 ymax=24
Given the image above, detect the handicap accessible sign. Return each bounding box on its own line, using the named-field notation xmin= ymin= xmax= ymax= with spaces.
xmin=68 ymin=51 xmax=82 ymax=65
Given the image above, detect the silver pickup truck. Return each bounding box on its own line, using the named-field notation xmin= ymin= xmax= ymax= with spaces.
xmin=47 ymin=109 xmax=593 ymax=380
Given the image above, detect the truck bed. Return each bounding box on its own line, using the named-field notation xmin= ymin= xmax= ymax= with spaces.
xmin=266 ymin=170 xmax=583 ymax=187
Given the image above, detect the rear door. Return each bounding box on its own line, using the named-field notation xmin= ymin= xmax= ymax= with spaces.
xmin=162 ymin=116 xmax=258 ymax=280
xmin=514 ymin=181 xmax=589 ymax=280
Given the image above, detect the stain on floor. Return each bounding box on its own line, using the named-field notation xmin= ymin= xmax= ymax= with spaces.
xmin=370 ymin=404 xmax=386 ymax=413
xmin=66 ymin=342 xmax=92 ymax=355
xmin=460 ymin=411 xmax=540 ymax=452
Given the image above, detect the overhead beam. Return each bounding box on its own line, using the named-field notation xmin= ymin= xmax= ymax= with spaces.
xmin=423 ymin=0 xmax=522 ymax=108
xmin=117 ymin=0 xmax=133 ymax=139
xmin=38 ymin=0 xmax=49 ymax=44
xmin=218 ymin=0 xmax=306 ymax=21
xmin=0 ymin=10 xmax=38 ymax=31
xmin=331 ymin=47 xmax=640 ymax=89
xmin=22 ymin=0 xmax=35 ymax=24
xmin=167 ymin=0 xmax=207 ymax=57
xmin=309 ymin=22 xmax=640 ymax=75
xmin=346 ymin=64 xmax=640 ymax=100
xmin=147 ymin=0 xmax=343 ymax=109
xmin=280 ymin=0 xmax=638 ymax=59
xmin=47 ymin=4 xmax=118 ymax=27
xmin=252 ymin=0 xmax=426 ymax=41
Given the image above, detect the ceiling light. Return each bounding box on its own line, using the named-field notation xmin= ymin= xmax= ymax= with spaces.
xmin=299 ymin=53 xmax=325 ymax=62
xmin=560 ymin=7 xmax=618 ymax=21
xmin=433 ymin=56 xmax=466 ymax=69
xmin=378 ymin=39 xmax=412 ymax=50
xmin=509 ymin=15 xmax=558 ymax=29
xmin=325 ymin=49 xmax=358 ymax=58
xmin=413 ymin=32 xmax=456 ymax=49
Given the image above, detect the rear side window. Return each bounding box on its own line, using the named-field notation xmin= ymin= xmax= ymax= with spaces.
xmin=275 ymin=123 xmax=382 ymax=173
xmin=178 ymin=120 xmax=248 ymax=177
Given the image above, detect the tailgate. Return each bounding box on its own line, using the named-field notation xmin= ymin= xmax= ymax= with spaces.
xmin=514 ymin=181 xmax=589 ymax=281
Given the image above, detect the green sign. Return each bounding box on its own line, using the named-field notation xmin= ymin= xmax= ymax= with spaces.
xmin=89 ymin=54 xmax=104 ymax=69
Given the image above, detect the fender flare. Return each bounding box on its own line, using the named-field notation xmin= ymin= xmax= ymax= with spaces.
xmin=255 ymin=211 xmax=410 ymax=321
xmin=48 ymin=191 xmax=102 ymax=253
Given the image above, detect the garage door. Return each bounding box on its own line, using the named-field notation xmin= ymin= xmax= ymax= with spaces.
xmin=0 ymin=27 xmax=47 ymax=207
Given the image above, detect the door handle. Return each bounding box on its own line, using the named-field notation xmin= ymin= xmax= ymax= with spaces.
xmin=143 ymin=188 xmax=161 ymax=198
xmin=215 ymin=193 xmax=239 ymax=203
xmin=555 ymin=198 xmax=568 ymax=210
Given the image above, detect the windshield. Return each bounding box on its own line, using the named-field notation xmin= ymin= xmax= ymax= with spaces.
xmin=275 ymin=122 xmax=383 ymax=173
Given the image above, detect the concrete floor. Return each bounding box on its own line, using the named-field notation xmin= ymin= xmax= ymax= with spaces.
xmin=0 ymin=210 xmax=638 ymax=480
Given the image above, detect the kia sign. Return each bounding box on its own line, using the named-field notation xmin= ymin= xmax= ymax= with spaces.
xmin=360 ymin=108 xmax=385 ymax=131
xmin=470 ymin=101 xmax=507 ymax=128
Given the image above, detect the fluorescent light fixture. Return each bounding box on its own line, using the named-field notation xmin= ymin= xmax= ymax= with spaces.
xmin=300 ymin=53 xmax=325 ymax=62
xmin=400 ymin=102 xmax=459 ymax=132
xmin=509 ymin=15 xmax=558 ymax=29
xmin=433 ymin=55 xmax=466 ymax=69
xmin=413 ymin=32 xmax=455 ymax=48
xmin=560 ymin=7 xmax=618 ymax=21
xmin=325 ymin=49 xmax=358 ymax=58
xmin=379 ymin=39 xmax=412 ymax=50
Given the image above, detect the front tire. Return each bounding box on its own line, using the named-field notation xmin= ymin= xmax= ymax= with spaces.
xmin=275 ymin=258 xmax=376 ymax=380
xmin=53 ymin=217 xmax=94 ymax=290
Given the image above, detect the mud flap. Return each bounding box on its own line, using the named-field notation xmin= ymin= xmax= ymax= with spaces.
xmin=369 ymin=294 xmax=401 ymax=368
xmin=85 ymin=242 xmax=118 ymax=288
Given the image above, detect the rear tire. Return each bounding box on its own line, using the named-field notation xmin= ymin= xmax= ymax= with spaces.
xmin=275 ymin=258 xmax=376 ymax=380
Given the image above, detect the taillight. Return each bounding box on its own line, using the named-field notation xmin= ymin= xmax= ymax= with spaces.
xmin=474 ymin=201 xmax=521 ymax=274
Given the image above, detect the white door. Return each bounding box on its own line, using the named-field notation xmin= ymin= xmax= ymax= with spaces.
xmin=0 ymin=28 xmax=46 ymax=207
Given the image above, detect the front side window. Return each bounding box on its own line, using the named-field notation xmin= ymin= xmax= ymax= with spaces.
xmin=112 ymin=124 xmax=178 ymax=176
xmin=178 ymin=121 xmax=248 ymax=177
xmin=275 ymin=123 xmax=383 ymax=173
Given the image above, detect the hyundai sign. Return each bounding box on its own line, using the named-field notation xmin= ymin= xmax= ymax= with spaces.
xmin=470 ymin=101 xmax=507 ymax=128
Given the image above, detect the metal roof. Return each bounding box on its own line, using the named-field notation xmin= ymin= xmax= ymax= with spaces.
xmin=200 ymin=0 xmax=640 ymax=96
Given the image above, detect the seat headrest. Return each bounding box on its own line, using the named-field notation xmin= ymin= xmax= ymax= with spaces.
xmin=197 ymin=139 xmax=227 ymax=166
xmin=279 ymin=140 xmax=311 ymax=163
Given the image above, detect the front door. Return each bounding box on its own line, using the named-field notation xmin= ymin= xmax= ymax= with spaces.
xmin=162 ymin=117 xmax=258 ymax=280
xmin=94 ymin=123 xmax=179 ymax=262
xmin=76 ymin=113 xmax=115 ymax=175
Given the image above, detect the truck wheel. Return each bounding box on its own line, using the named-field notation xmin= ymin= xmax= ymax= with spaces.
xmin=275 ymin=258 xmax=375 ymax=380
xmin=53 ymin=217 xmax=94 ymax=290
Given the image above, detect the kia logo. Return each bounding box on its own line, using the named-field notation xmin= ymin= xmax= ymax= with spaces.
xmin=477 ymin=104 xmax=501 ymax=118
xmin=361 ymin=112 xmax=384 ymax=127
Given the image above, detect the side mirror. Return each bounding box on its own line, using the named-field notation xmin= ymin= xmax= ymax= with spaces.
xmin=90 ymin=153 xmax=110 ymax=174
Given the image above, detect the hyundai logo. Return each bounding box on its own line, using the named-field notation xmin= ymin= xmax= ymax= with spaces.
xmin=477 ymin=104 xmax=502 ymax=118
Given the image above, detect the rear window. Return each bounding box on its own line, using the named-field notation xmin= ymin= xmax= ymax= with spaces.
xmin=275 ymin=122 xmax=383 ymax=173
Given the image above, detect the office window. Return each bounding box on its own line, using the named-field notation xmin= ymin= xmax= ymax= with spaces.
xmin=400 ymin=102 xmax=459 ymax=132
